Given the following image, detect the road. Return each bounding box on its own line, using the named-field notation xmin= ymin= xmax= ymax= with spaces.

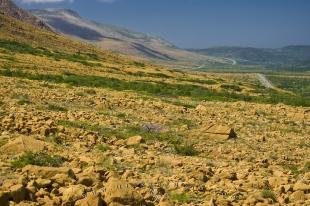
xmin=256 ymin=73 xmax=275 ymax=89
xmin=224 ymin=58 xmax=237 ymax=65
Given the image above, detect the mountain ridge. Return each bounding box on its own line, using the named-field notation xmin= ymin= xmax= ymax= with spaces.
xmin=30 ymin=9 xmax=228 ymax=65
xmin=0 ymin=0 xmax=51 ymax=31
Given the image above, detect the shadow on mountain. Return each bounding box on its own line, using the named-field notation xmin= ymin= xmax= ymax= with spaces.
xmin=132 ymin=43 xmax=175 ymax=61
xmin=47 ymin=18 xmax=104 ymax=41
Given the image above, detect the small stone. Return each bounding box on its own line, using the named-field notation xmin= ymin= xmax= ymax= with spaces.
xmin=126 ymin=135 xmax=143 ymax=146
xmin=75 ymin=193 xmax=104 ymax=206
xmin=36 ymin=178 xmax=52 ymax=189
xmin=290 ymin=190 xmax=305 ymax=202
xmin=293 ymin=181 xmax=310 ymax=193
xmin=62 ymin=184 xmax=86 ymax=202
xmin=104 ymin=177 xmax=144 ymax=205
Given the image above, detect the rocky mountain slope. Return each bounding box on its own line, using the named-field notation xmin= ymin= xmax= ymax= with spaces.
xmin=30 ymin=9 xmax=228 ymax=65
xmin=189 ymin=46 xmax=310 ymax=67
xmin=0 ymin=0 xmax=51 ymax=30
xmin=0 ymin=3 xmax=309 ymax=206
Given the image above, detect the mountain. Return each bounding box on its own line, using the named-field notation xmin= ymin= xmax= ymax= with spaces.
xmin=0 ymin=0 xmax=51 ymax=30
xmin=189 ymin=46 xmax=310 ymax=67
xmin=30 ymin=9 xmax=227 ymax=65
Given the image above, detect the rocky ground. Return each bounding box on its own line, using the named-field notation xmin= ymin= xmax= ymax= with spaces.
xmin=0 ymin=74 xmax=309 ymax=206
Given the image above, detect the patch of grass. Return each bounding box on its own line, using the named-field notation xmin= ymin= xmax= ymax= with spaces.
xmin=169 ymin=192 xmax=192 ymax=204
xmin=11 ymin=94 xmax=31 ymax=105
xmin=303 ymin=162 xmax=310 ymax=173
xmin=11 ymin=152 xmax=64 ymax=168
xmin=282 ymin=164 xmax=301 ymax=177
xmin=163 ymin=99 xmax=197 ymax=109
xmin=46 ymin=102 xmax=68 ymax=112
xmin=96 ymin=144 xmax=110 ymax=152
xmin=220 ymin=84 xmax=242 ymax=92
xmin=133 ymin=61 xmax=145 ymax=67
xmin=1 ymin=68 xmax=308 ymax=107
xmin=0 ymin=39 xmax=101 ymax=67
xmin=171 ymin=118 xmax=196 ymax=129
xmin=58 ymin=120 xmax=182 ymax=145
xmin=261 ymin=189 xmax=276 ymax=202
xmin=174 ymin=143 xmax=199 ymax=156
xmin=179 ymin=78 xmax=217 ymax=85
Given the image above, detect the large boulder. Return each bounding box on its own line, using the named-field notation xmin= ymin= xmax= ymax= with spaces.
xmin=22 ymin=165 xmax=76 ymax=179
xmin=205 ymin=125 xmax=237 ymax=140
xmin=75 ymin=193 xmax=105 ymax=206
xmin=104 ymin=177 xmax=144 ymax=205
xmin=0 ymin=136 xmax=47 ymax=154
xmin=61 ymin=184 xmax=86 ymax=202
xmin=126 ymin=135 xmax=143 ymax=146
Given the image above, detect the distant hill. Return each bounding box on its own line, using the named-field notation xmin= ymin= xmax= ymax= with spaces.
xmin=0 ymin=0 xmax=51 ymax=30
xmin=30 ymin=9 xmax=228 ymax=65
xmin=189 ymin=46 xmax=310 ymax=67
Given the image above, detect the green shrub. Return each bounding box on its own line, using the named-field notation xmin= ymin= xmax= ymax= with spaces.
xmin=220 ymin=84 xmax=242 ymax=92
xmin=261 ymin=189 xmax=276 ymax=202
xmin=303 ymin=162 xmax=310 ymax=172
xmin=96 ymin=144 xmax=110 ymax=152
xmin=11 ymin=152 xmax=64 ymax=168
xmin=46 ymin=102 xmax=68 ymax=112
xmin=169 ymin=192 xmax=192 ymax=204
xmin=11 ymin=94 xmax=31 ymax=105
xmin=174 ymin=143 xmax=199 ymax=156
xmin=1 ymin=69 xmax=308 ymax=107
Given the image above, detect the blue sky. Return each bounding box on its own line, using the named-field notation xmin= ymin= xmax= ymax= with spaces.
xmin=15 ymin=0 xmax=310 ymax=48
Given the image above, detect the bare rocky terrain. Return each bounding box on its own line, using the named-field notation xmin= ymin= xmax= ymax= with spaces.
xmin=0 ymin=2 xmax=309 ymax=205
xmin=0 ymin=73 xmax=309 ymax=206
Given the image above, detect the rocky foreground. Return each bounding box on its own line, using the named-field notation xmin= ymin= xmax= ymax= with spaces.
xmin=0 ymin=75 xmax=309 ymax=206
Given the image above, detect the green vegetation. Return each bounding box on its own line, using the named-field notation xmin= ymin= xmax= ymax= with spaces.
xmin=171 ymin=118 xmax=196 ymax=129
xmin=220 ymin=84 xmax=242 ymax=92
xmin=261 ymin=189 xmax=276 ymax=202
xmin=1 ymin=68 xmax=308 ymax=106
xmin=174 ymin=143 xmax=199 ymax=156
xmin=169 ymin=192 xmax=193 ymax=204
xmin=303 ymin=161 xmax=310 ymax=173
xmin=11 ymin=93 xmax=31 ymax=105
xmin=11 ymin=152 xmax=64 ymax=168
xmin=133 ymin=61 xmax=145 ymax=67
xmin=96 ymin=144 xmax=111 ymax=152
xmin=266 ymin=75 xmax=310 ymax=95
xmin=57 ymin=119 xmax=199 ymax=156
xmin=0 ymin=39 xmax=101 ymax=66
xmin=282 ymin=164 xmax=301 ymax=177
xmin=46 ymin=102 xmax=68 ymax=112
xmin=179 ymin=78 xmax=217 ymax=85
